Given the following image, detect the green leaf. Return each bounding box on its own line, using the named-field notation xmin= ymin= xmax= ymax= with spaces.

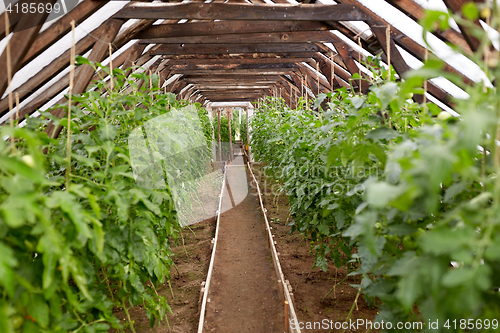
xmin=27 ymin=295 xmax=49 ymax=328
xmin=366 ymin=181 xmax=405 ymax=208
xmin=442 ymin=267 xmax=474 ymax=287
xmin=349 ymin=96 xmax=364 ymax=109
xmin=366 ymin=128 xmax=400 ymax=141
xmin=462 ymin=2 xmax=479 ymax=20
xmin=313 ymin=93 xmax=327 ymax=110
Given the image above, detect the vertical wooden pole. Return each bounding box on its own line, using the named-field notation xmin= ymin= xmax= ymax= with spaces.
xmin=109 ymin=43 xmax=114 ymax=91
xmin=246 ymin=107 xmax=250 ymax=148
xmin=218 ymin=108 xmax=222 ymax=162
xmin=386 ymin=26 xmax=391 ymax=81
xmin=66 ymin=20 xmax=76 ymax=191
xmin=227 ymin=107 xmax=233 ymax=161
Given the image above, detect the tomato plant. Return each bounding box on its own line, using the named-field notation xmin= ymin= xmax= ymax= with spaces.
xmin=0 ymin=59 xmax=213 ymax=332
xmin=251 ymin=40 xmax=500 ymax=331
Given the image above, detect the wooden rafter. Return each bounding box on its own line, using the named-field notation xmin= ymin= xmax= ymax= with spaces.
xmin=0 ymin=0 xmax=57 ymax=97
xmin=22 ymin=0 xmax=108 ymax=66
xmin=385 ymin=0 xmax=472 ymax=55
xmin=442 ymin=0 xmax=482 ymax=52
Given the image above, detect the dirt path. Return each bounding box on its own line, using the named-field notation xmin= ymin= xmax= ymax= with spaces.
xmin=203 ymin=154 xmax=284 ymax=332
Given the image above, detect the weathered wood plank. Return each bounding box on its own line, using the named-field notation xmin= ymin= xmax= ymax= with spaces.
xmin=311 ymin=52 xmax=351 ymax=89
xmin=336 ymin=0 xmax=474 ymax=86
xmin=385 ymin=0 xmax=472 ymax=55
xmin=139 ymin=30 xmax=337 ymax=45
xmin=0 ymin=0 xmax=57 ymax=98
xmin=151 ymin=43 xmax=323 ymax=55
xmin=22 ymin=0 xmax=108 ymax=66
xmin=442 ymin=0 xmax=481 ymax=52
xmin=135 ymin=20 xmax=329 ymax=39
xmin=168 ymin=63 xmax=300 ymax=72
xmin=162 ymin=52 xmax=317 ymax=60
xmin=0 ymin=0 xmax=31 ymax=40
xmin=174 ymin=68 xmax=298 ymax=75
xmin=166 ymin=57 xmax=312 ymax=66
xmin=115 ymin=3 xmax=369 ymax=21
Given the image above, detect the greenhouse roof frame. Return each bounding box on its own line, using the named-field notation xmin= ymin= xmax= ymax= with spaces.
xmin=0 ymin=0 xmax=491 ymax=137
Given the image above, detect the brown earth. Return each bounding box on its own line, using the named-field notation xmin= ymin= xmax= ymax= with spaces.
xmin=202 ymin=163 xmax=284 ymax=332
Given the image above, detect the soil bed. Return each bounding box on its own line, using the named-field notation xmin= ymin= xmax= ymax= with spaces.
xmin=250 ymin=162 xmax=379 ymax=333
xmin=202 ymin=152 xmax=284 ymax=332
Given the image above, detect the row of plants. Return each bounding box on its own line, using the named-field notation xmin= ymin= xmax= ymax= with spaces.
xmin=250 ymin=8 xmax=500 ymax=331
xmin=0 ymin=59 xmax=214 ymax=332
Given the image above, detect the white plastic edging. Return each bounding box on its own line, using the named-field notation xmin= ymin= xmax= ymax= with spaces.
xmin=247 ymin=161 xmax=301 ymax=333
xmin=197 ymin=162 xmax=227 ymax=333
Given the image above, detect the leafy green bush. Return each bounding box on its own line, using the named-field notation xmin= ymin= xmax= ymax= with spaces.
xmin=251 ymin=49 xmax=500 ymax=330
xmin=0 ymin=60 xmax=208 ymax=332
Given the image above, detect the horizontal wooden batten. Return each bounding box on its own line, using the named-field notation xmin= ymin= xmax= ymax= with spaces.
xmin=182 ymin=75 xmax=281 ymax=81
xmin=115 ymin=3 xmax=369 ymax=21
xmin=161 ymin=52 xmax=318 ymax=61
xmin=166 ymin=57 xmax=312 ymax=66
xmin=168 ymin=63 xmax=300 ymax=72
xmin=135 ymin=20 xmax=330 ymax=39
xmin=139 ymin=31 xmax=336 ymax=45
xmin=151 ymin=43 xmax=323 ymax=55
xmin=172 ymin=69 xmax=297 ymax=75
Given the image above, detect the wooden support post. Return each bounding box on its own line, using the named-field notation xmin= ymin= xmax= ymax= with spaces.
xmin=227 ymin=107 xmax=233 ymax=161
xmin=245 ymin=107 xmax=250 ymax=148
xmin=218 ymin=108 xmax=222 ymax=162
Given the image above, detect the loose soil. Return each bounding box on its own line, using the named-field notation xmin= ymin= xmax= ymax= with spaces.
xmin=250 ymin=162 xmax=380 ymax=333
xmin=202 ymin=161 xmax=283 ymax=332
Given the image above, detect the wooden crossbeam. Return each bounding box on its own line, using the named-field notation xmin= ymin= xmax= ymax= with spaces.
xmin=168 ymin=63 xmax=300 ymax=72
xmin=166 ymin=57 xmax=312 ymax=66
xmin=139 ymin=31 xmax=338 ymax=45
xmin=151 ymin=43 xmax=323 ymax=55
xmin=160 ymin=52 xmax=317 ymax=60
xmin=135 ymin=20 xmax=329 ymax=39
xmin=115 ymin=3 xmax=370 ymax=21
xmin=173 ymin=69 xmax=298 ymax=75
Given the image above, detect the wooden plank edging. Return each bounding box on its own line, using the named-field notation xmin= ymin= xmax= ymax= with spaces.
xmin=197 ymin=162 xmax=227 ymax=333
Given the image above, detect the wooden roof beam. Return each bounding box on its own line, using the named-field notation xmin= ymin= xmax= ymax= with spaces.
xmin=115 ymin=3 xmax=370 ymax=21
xmin=22 ymin=0 xmax=108 ymax=66
xmin=0 ymin=0 xmax=57 ymax=98
xmin=134 ymin=20 xmax=330 ymax=39
xmin=138 ymin=31 xmax=342 ymax=45
xmin=151 ymin=43 xmax=323 ymax=56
